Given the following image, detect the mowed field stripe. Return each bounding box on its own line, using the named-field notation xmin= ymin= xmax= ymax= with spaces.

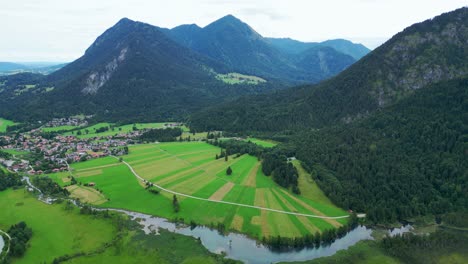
xmin=209 ymin=182 xmax=235 ymax=201
xmin=264 ymin=191 xmax=301 ymax=236
xmin=253 ymin=189 xmax=271 ymax=236
xmin=242 ymin=161 xmax=260 ymax=187
xmin=271 ymin=189 xmax=320 ymax=233
xmin=278 ymin=189 xmax=342 ymax=227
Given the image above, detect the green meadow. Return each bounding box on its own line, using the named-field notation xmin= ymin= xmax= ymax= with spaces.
xmin=41 ymin=125 xmax=79 ymax=132
xmin=0 ymin=189 xmax=234 ymax=264
xmin=49 ymin=141 xmax=348 ymax=239
xmin=245 ymin=137 xmax=278 ymax=148
xmin=0 ymin=189 xmax=116 ymax=264
xmin=0 ymin=118 xmax=16 ymax=133
xmin=63 ymin=122 xmax=169 ymax=138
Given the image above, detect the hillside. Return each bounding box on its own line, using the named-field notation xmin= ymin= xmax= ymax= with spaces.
xmin=294 ymin=77 xmax=468 ymax=222
xmin=0 ymin=18 xmax=275 ymax=122
xmin=266 ymin=38 xmax=370 ymax=60
xmin=190 ymin=7 xmax=468 ymax=132
xmin=167 ymin=15 xmax=357 ymax=84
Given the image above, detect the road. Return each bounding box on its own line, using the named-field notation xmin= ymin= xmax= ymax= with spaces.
xmin=113 ymin=156 xmax=349 ymax=220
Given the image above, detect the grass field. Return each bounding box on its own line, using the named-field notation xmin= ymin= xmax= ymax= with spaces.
xmin=63 ymin=123 xmax=169 ymax=139
xmin=216 ymin=73 xmax=266 ymax=85
xmin=0 ymin=189 xmax=116 ymax=264
xmin=0 ymin=118 xmax=16 ymax=133
xmin=1 ymin=149 xmax=29 ymax=156
xmin=42 ymin=125 xmax=79 ymax=132
xmin=0 ymin=189 xmax=236 ymax=264
xmin=49 ymin=142 xmax=348 ymax=239
xmin=245 ymin=137 xmax=278 ymax=148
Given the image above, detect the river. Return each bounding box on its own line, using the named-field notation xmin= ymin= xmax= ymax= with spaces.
xmin=0 ymin=235 xmax=4 ymax=255
xmin=126 ymin=211 xmax=373 ymax=264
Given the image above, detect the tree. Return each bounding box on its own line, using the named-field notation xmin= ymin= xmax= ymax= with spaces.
xmin=226 ymin=166 xmax=233 ymax=176
xmin=172 ymin=194 xmax=180 ymax=213
xmin=225 ymin=155 xmax=228 ymax=161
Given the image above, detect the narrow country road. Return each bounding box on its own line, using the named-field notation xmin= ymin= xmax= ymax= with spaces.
xmin=113 ymin=156 xmax=349 ymax=220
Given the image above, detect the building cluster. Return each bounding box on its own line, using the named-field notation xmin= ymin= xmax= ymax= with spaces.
xmin=0 ymin=128 xmax=132 ymax=175
xmin=44 ymin=117 xmax=90 ymax=128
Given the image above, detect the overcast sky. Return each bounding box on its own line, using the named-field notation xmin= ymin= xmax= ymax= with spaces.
xmin=1 ymin=0 xmax=466 ymax=62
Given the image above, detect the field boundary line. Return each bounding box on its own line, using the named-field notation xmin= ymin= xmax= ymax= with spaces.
xmin=113 ymin=156 xmax=349 ymax=220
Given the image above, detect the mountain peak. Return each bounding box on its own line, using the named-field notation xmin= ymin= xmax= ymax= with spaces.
xmin=209 ymin=14 xmax=246 ymax=28
xmin=115 ymin=17 xmax=135 ymax=26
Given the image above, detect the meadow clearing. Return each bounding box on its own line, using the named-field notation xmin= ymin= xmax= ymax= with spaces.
xmin=244 ymin=137 xmax=278 ymax=148
xmin=0 ymin=189 xmax=231 ymax=264
xmin=0 ymin=189 xmax=116 ymax=264
xmin=0 ymin=118 xmax=16 ymax=133
xmin=49 ymin=141 xmax=348 ymax=239
xmin=61 ymin=122 xmax=170 ymax=138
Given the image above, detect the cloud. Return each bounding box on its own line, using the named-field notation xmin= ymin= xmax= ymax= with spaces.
xmin=239 ymin=7 xmax=289 ymax=21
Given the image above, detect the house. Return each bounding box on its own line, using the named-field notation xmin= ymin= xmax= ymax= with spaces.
xmin=88 ymin=182 xmax=96 ymax=187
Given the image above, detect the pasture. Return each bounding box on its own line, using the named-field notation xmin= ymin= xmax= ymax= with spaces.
xmin=0 ymin=189 xmax=232 ymax=264
xmin=245 ymin=137 xmax=278 ymax=148
xmin=0 ymin=189 xmax=116 ymax=264
xmin=41 ymin=125 xmax=79 ymax=132
xmin=0 ymin=118 xmax=16 ymax=133
xmin=49 ymin=142 xmax=348 ymax=239
xmin=63 ymin=122 xmax=170 ymax=138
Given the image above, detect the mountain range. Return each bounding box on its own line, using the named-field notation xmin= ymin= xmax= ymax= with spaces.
xmin=0 ymin=62 xmax=66 ymax=76
xmin=0 ymin=15 xmax=368 ymax=122
xmin=191 ymin=7 xmax=468 ymax=222
xmin=190 ymin=7 xmax=468 ymax=132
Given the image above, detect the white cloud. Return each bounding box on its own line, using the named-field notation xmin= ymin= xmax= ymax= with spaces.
xmin=0 ymin=0 xmax=466 ymax=61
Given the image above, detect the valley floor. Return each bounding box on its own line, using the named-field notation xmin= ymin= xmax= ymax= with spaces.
xmin=48 ymin=141 xmax=348 ymax=239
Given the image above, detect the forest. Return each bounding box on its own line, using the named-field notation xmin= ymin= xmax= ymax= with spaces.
xmin=293 ymin=78 xmax=468 ymax=222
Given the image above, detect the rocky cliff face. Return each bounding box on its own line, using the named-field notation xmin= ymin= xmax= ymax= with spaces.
xmin=82 ymin=48 xmax=128 ymax=95
xmin=368 ymin=8 xmax=468 ymax=107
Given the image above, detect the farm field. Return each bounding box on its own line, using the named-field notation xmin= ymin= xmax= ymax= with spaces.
xmin=63 ymin=122 xmax=172 ymax=138
xmin=49 ymin=142 xmax=348 ymax=239
xmin=0 ymin=118 xmax=16 ymax=133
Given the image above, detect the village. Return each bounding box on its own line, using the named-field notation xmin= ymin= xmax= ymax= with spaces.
xmin=0 ymin=118 xmax=146 ymax=175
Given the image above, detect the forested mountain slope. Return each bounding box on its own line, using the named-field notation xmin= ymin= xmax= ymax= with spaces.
xmin=190 ymin=7 xmax=468 ymax=132
xmin=167 ymin=15 xmax=357 ymax=84
xmin=293 ymin=77 xmax=467 ymax=222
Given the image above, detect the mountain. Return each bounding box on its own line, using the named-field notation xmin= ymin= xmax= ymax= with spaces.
xmin=190 ymin=7 xmax=468 ymax=132
xmin=266 ymin=38 xmax=370 ymax=60
xmin=167 ymin=15 xmax=357 ymax=84
xmin=0 ymin=18 xmax=272 ymax=122
xmin=191 ymin=7 xmax=468 ymax=222
xmin=294 ymin=77 xmax=468 ymax=222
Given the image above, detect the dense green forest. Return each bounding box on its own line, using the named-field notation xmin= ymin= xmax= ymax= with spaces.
xmin=293 ymin=78 xmax=468 ymax=222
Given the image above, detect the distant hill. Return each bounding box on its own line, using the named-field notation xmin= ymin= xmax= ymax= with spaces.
xmin=167 ymin=15 xmax=358 ymax=84
xmin=190 ymin=7 xmax=468 ymax=132
xmin=0 ymin=62 xmax=66 ymax=75
xmin=266 ymin=38 xmax=370 ymax=60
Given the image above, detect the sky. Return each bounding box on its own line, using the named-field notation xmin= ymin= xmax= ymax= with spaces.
xmin=1 ymin=0 xmax=466 ymax=62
